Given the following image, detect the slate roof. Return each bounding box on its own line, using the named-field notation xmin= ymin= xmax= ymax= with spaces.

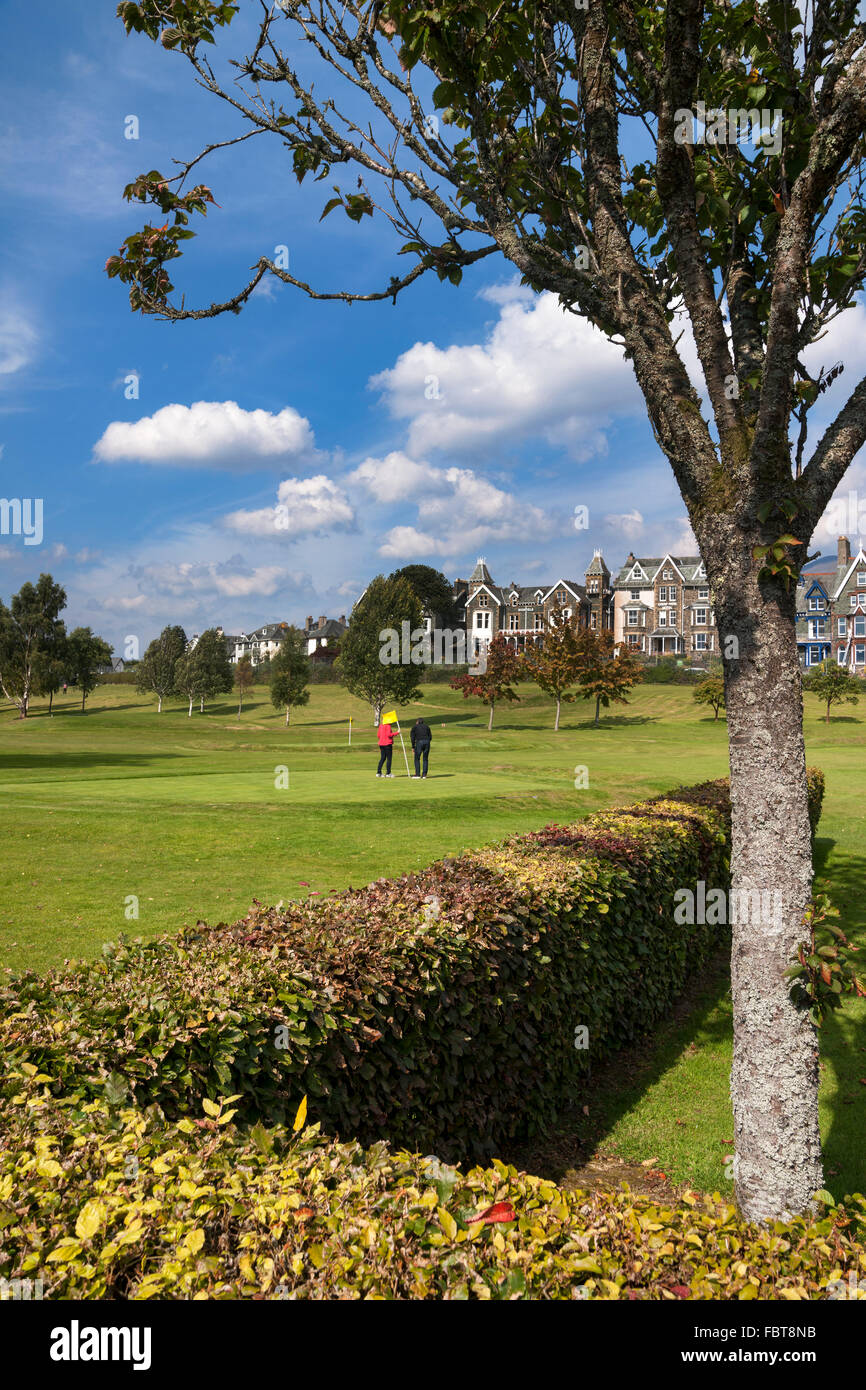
xmin=613 ymin=556 xmax=707 ymax=586
xmin=469 ymin=558 xmax=493 ymax=584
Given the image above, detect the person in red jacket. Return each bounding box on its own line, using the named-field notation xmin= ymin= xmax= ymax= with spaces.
xmin=376 ymin=718 xmax=394 ymax=777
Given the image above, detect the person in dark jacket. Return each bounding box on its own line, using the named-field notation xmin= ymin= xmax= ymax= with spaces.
xmin=410 ymin=717 xmax=432 ymax=779
xmin=376 ymin=719 xmax=394 ymax=777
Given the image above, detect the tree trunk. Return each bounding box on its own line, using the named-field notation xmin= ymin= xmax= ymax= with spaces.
xmin=188 ymin=695 xmax=193 ymax=717
xmin=554 ymin=697 xmax=561 ymax=732
xmin=200 ymin=696 xmax=204 ymax=713
xmin=594 ymin=695 xmax=600 ymax=726
xmin=158 ymin=694 xmax=162 ymax=713
xmin=488 ymin=701 xmax=494 ymax=731
xmin=714 ymin=703 xmax=720 ymax=720
xmin=48 ymin=690 xmax=54 ymax=716
xmin=81 ymin=690 xmax=86 ymax=712
xmin=825 ymin=700 xmax=830 ymax=725
xmin=286 ymin=705 xmax=291 ymax=725
xmin=373 ymin=701 xmax=382 ymax=726
xmin=716 ymin=566 xmax=822 ymax=1222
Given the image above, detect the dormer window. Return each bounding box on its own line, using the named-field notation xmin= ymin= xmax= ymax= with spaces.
xmin=557 ymin=589 xmax=566 ymax=603
xmin=478 ymin=593 xmax=488 ymax=607
xmin=859 ymin=572 xmax=866 ymax=586
xmin=510 ymin=592 xmax=518 ymax=605
xmin=663 ymin=569 xmax=673 ymax=580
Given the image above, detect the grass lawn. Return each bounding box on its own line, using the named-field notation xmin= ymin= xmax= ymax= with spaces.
xmin=1 ymin=678 xmax=863 ymax=1200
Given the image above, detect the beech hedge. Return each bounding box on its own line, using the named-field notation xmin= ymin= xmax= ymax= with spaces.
xmin=0 ymin=1086 xmax=861 ymax=1301
xmin=0 ymin=773 xmax=824 ymax=1162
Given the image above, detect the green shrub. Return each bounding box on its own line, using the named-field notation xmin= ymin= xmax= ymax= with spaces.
xmin=1 ymin=775 xmax=823 ymax=1163
xmin=0 ymin=1087 xmax=861 ymax=1301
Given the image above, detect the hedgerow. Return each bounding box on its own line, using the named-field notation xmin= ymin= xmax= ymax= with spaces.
xmin=0 ymin=1086 xmax=862 ymax=1301
xmin=0 ymin=775 xmax=824 ymax=1163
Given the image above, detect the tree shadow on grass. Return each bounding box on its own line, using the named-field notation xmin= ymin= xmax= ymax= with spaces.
xmin=499 ymin=941 xmax=733 ymax=1186
xmin=811 ymin=838 xmax=866 ymax=1200
xmin=0 ymin=752 xmax=184 ymax=771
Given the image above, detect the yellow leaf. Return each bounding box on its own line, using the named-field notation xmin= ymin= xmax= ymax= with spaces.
xmin=292 ymin=1096 xmax=308 ymax=1133
xmin=178 ymin=1228 xmax=205 ymax=1258
xmin=438 ymin=1207 xmax=458 ymax=1240
xmin=202 ymin=1099 xmax=220 ymax=1118
xmin=75 ymin=1200 xmax=105 ymax=1242
xmin=36 ymin=1159 xmax=64 ymax=1179
xmin=47 ymin=1239 xmax=83 ymax=1263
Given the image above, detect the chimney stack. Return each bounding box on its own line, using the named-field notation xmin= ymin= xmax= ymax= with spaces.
xmin=339 ymin=614 xmax=346 ymax=624
xmin=306 ymin=615 xmax=313 ymax=630
xmin=318 ymin=615 xmax=326 ymax=628
xmin=838 ymin=536 xmax=851 ymax=568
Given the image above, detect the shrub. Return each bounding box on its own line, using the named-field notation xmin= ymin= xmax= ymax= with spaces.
xmin=0 ymin=775 xmax=823 ymax=1163
xmin=0 ymin=1086 xmax=861 ymax=1301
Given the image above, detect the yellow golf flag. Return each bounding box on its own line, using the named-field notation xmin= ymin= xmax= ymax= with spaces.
xmin=382 ymin=710 xmax=398 ymax=723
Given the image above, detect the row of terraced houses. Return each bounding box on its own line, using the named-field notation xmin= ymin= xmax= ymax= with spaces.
xmin=456 ymin=549 xmax=719 ymax=662
xmin=212 ymin=535 xmax=866 ymax=674
xmin=457 ymin=536 xmax=866 ymax=672
xmin=795 ymin=536 xmax=866 ymax=670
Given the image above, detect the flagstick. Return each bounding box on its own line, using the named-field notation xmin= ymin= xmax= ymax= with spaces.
xmin=396 ymin=721 xmax=411 ymax=778
xmin=348 ymin=715 xmax=352 ymax=747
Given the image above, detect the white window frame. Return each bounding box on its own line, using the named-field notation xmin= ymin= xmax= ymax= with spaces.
xmin=838 ymin=617 xmax=847 ymax=636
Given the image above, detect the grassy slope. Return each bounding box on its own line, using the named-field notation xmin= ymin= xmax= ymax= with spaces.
xmin=1 ymin=679 xmax=863 ymax=1198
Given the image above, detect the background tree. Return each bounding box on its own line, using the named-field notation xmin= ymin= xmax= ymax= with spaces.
xmin=34 ymin=641 xmax=70 ymax=718
xmin=575 ymin=630 xmax=643 ymax=728
xmin=338 ymin=574 xmax=423 ymax=724
xmin=235 ymin=654 xmax=254 ymax=716
xmin=0 ymin=574 xmax=67 ymax=718
xmin=174 ymin=646 xmax=207 ymax=718
xmin=523 ymin=606 xmax=582 ymax=731
xmin=66 ymin=628 xmax=113 ymax=713
xmin=270 ymin=627 xmax=311 ymax=725
xmin=451 ymin=633 xmax=520 ymax=731
xmin=137 ymin=625 xmax=187 ymax=712
xmin=192 ymin=628 xmax=234 ymax=713
xmin=803 ymin=658 xmax=861 ymax=725
xmin=693 ymin=676 xmax=727 ymax=721
xmin=111 ymin=0 xmax=866 ymax=1220
xmin=388 ymin=564 xmax=459 ymax=630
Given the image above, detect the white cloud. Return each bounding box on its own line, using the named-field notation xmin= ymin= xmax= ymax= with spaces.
xmin=379 ymin=526 xmax=457 ymax=559
xmin=225 ymin=474 xmax=355 ymax=538
xmin=369 ymin=288 xmax=640 ymax=459
xmin=352 ymin=451 xmax=556 ymax=559
xmin=603 ymin=509 xmax=644 ymax=540
xmin=349 ymin=451 xmax=444 ymax=502
xmin=0 ymin=301 xmax=38 ymax=377
xmin=93 ymin=400 xmax=318 ymax=471
xmin=122 ymin=556 xmax=289 ymax=603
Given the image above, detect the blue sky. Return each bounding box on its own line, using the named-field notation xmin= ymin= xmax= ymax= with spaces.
xmin=1 ymin=3 xmax=864 ymax=654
